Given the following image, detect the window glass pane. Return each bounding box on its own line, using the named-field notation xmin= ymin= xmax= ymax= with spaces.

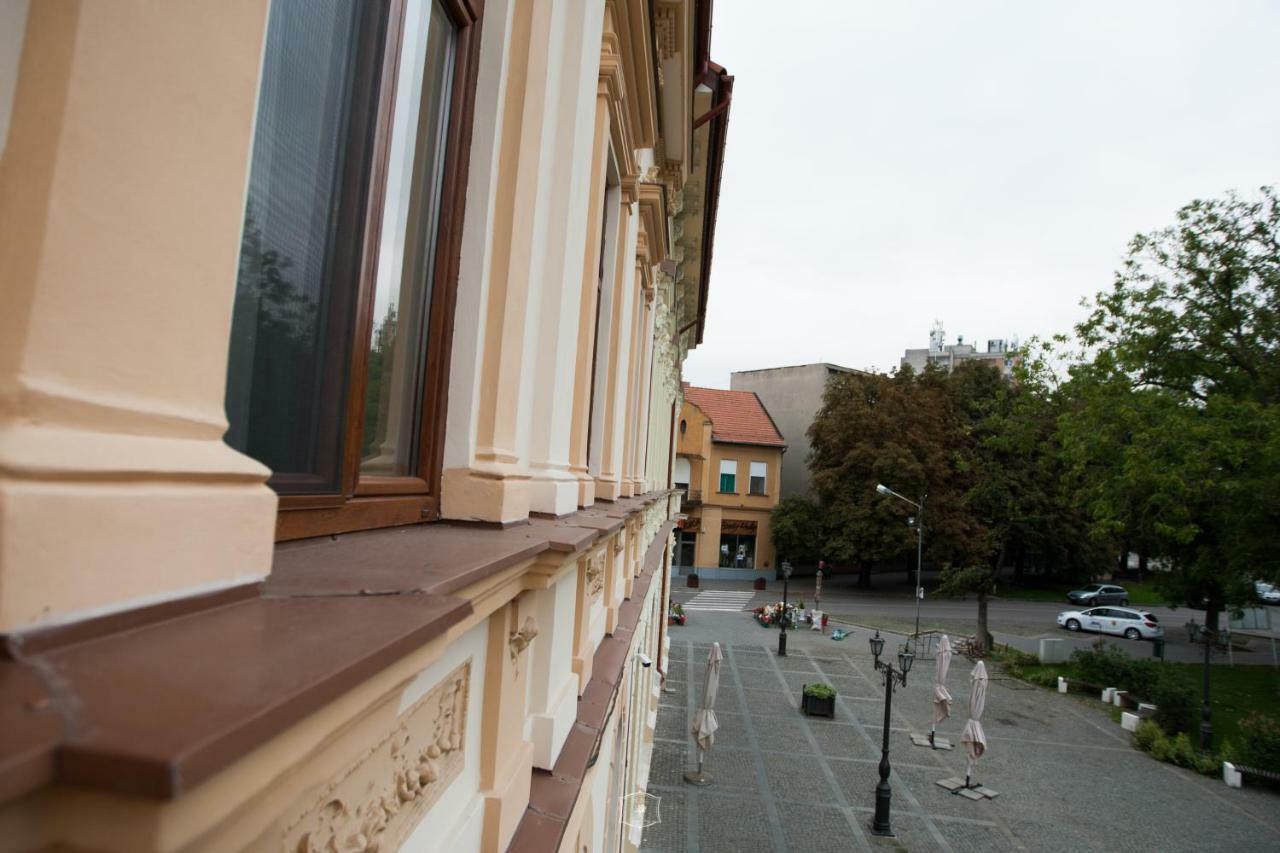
xmin=361 ymin=0 xmax=456 ymax=476
xmin=225 ymin=0 xmax=387 ymax=493
xmin=749 ymin=461 xmax=766 ymax=494
xmin=719 ymin=472 xmax=735 ymax=492
xmin=719 ymin=534 xmax=755 ymax=568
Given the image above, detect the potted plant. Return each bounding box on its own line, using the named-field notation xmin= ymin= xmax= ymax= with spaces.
xmin=668 ymin=603 xmax=687 ymax=626
xmin=801 ymin=683 xmax=837 ymax=718
xmin=686 ymin=571 xmax=700 ymax=588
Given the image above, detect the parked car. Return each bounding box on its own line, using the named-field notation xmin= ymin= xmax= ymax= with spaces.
xmin=1058 ymin=607 xmax=1163 ymax=640
xmin=1256 ymin=581 xmax=1280 ymax=605
xmin=1066 ymin=583 xmax=1129 ymax=606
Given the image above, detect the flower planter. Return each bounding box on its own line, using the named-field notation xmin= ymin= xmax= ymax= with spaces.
xmin=800 ymin=686 xmax=837 ymax=719
xmin=753 ymin=577 xmax=767 ymax=591
xmin=686 ymin=574 xmax=700 ymax=588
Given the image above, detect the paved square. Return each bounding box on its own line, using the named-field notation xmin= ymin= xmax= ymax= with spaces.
xmin=642 ymin=610 xmax=1280 ymax=852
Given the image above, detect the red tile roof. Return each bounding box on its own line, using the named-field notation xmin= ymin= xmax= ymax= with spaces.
xmin=683 ymin=384 xmax=786 ymax=448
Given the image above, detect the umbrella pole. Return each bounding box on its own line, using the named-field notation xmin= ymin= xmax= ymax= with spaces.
xmin=929 ymin=725 xmax=935 ymax=748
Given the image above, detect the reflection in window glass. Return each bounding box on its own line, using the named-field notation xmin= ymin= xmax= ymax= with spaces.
xmin=225 ymin=0 xmax=387 ymax=493
xmin=361 ymin=0 xmax=456 ymax=476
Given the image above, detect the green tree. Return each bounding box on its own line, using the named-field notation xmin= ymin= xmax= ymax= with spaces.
xmin=770 ymin=495 xmax=823 ymax=566
xmin=1064 ymin=187 xmax=1280 ymax=630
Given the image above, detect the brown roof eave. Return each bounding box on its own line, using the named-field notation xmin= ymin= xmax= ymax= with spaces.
xmin=694 ymin=65 xmax=731 ymax=346
xmin=710 ymin=436 xmax=787 ymax=451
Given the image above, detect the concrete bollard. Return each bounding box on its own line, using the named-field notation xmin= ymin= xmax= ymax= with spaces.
xmin=1101 ymin=687 xmax=1114 ymax=703
xmin=1121 ymin=712 xmax=1139 ymax=732
xmin=1057 ymin=676 xmax=1068 ymax=694
xmin=1137 ymin=702 xmax=1158 ymax=718
xmin=1223 ymin=762 xmax=1243 ymax=789
xmin=1112 ymin=690 xmax=1127 ymax=707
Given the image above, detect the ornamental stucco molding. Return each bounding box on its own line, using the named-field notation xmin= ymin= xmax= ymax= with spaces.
xmin=282 ymin=662 xmax=470 ymax=853
xmin=509 ymin=616 xmax=539 ymax=668
xmin=586 ymin=548 xmax=606 ymax=598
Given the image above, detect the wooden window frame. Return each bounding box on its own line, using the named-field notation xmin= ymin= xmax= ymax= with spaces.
xmin=274 ymin=0 xmax=485 ymax=542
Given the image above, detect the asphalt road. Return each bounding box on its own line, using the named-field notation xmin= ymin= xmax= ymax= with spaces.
xmin=672 ymin=576 xmax=1280 ymax=666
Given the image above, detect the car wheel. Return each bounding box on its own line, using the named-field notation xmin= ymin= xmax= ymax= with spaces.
xmin=1120 ymin=598 xmax=1129 ymax=606
xmin=1124 ymin=628 xmax=1141 ymax=640
xmin=1066 ymin=619 xmax=1081 ymax=632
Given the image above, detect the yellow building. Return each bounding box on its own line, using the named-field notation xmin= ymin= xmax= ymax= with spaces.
xmin=0 ymin=1 xmax=730 ymax=851
xmin=674 ymin=386 xmax=785 ymax=579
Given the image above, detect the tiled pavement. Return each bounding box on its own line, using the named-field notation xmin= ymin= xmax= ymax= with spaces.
xmin=641 ymin=616 xmax=1280 ymax=852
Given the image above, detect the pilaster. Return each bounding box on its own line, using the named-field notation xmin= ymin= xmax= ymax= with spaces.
xmin=479 ymin=599 xmax=535 ymax=853
xmin=0 ymin=1 xmax=276 ymax=632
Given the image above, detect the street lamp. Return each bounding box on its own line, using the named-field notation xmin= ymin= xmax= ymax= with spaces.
xmin=869 ymin=629 xmax=912 ymax=837
xmin=778 ymin=561 xmax=793 ymax=657
xmin=1185 ymin=619 xmax=1215 ymax=751
xmin=875 ymin=484 xmax=926 ymax=642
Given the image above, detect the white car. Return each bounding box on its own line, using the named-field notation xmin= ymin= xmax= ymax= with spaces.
xmin=1255 ymin=581 xmax=1280 ymax=605
xmin=1058 ymin=607 xmax=1164 ymax=640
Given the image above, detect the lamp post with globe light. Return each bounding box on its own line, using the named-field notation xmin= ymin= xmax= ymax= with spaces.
xmin=869 ymin=629 xmax=912 ymax=836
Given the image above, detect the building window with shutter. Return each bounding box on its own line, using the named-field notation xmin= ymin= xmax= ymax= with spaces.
xmin=749 ymin=461 xmax=766 ymax=495
xmin=718 ymin=459 xmax=736 ymax=493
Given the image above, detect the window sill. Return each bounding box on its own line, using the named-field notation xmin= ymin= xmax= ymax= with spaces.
xmin=0 ymin=491 xmax=678 ymax=804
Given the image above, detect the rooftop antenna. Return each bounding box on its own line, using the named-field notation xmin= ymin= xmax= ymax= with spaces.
xmin=929 ymin=321 xmax=945 ymax=353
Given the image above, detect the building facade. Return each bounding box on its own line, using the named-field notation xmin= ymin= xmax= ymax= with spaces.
xmin=673 ymin=386 xmax=784 ymax=579
xmin=0 ymin=2 xmax=730 ymax=851
xmin=730 ymin=363 xmax=859 ymax=498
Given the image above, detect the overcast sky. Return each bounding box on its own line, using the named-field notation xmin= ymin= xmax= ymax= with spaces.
xmin=683 ymin=1 xmax=1280 ymax=388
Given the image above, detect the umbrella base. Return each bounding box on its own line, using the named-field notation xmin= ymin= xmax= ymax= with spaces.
xmin=910 ymin=733 xmax=953 ymax=750
xmin=936 ymin=778 xmax=998 ymax=799
xmin=683 ymin=770 xmax=714 ymax=786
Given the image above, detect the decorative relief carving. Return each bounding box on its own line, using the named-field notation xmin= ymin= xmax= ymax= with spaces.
xmin=509 ymin=616 xmax=539 ymax=666
xmin=586 ymin=549 xmax=606 ymax=598
xmin=283 ymin=662 xmax=470 ymax=853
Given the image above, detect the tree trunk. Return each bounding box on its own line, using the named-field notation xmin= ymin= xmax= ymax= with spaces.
xmin=1137 ymin=551 xmax=1148 ymax=582
xmin=857 ymin=560 xmax=871 ymax=589
xmin=1013 ymin=547 xmax=1025 ymax=583
xmin=976 ymin=589 xmax=992 ymax=654
xmin=1116 ymin=540 xmax=1130 ymax=579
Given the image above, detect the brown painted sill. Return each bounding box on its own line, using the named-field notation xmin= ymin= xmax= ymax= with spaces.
xmin=510 ymin=519 xmax=677 ymax=853
xmin=0 ymin=492 xmax=672 ymax=805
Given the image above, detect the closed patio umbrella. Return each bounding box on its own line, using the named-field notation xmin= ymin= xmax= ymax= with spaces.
xmin=931 ymin=635 xmax=953 ymax=747
xmin=685 ymin=642 xmax=723 ymax=785
xmin=959 ymin=660 xmax=988 ymax=789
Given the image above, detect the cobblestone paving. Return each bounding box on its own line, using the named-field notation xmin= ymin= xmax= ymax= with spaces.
xmin=640 ymin=611 xmax=1280 ymax=852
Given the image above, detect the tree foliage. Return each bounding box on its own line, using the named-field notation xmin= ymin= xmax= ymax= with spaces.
xmin=769 ymin=495 xmax=823 ymax=566
xmin=1063 ymin=187 xmax=1280 ymax=625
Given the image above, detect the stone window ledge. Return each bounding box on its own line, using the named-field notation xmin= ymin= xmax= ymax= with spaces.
xmin=0 ymin=492 xmax=674 ymax=806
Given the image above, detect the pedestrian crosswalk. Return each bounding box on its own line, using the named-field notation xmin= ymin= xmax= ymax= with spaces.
xmin=681 ymin=589 xmax=757 ymax=612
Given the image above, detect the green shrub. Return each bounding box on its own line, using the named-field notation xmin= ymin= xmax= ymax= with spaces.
xmin=1135 ymin=720 xmax=1217 ymax=775
xmin=1020 ymin=669 xmax=1059 ymax=688
xmin=1223 ymin=713 xmax=1280 ymax=771
xmin=1069 ymin=643 xmax=1197 ymax=735
xmin=1134 ymin=719 xmax=1162 ymax=751
xmin=1149 ymin=680 xmax=1197 ymax=735
xmin=803 ymin=683 xmax=836 ymax=700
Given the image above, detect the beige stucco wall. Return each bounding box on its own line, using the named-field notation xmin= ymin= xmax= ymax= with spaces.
xmin=0 ymin=0 xmax=706 ymax=849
